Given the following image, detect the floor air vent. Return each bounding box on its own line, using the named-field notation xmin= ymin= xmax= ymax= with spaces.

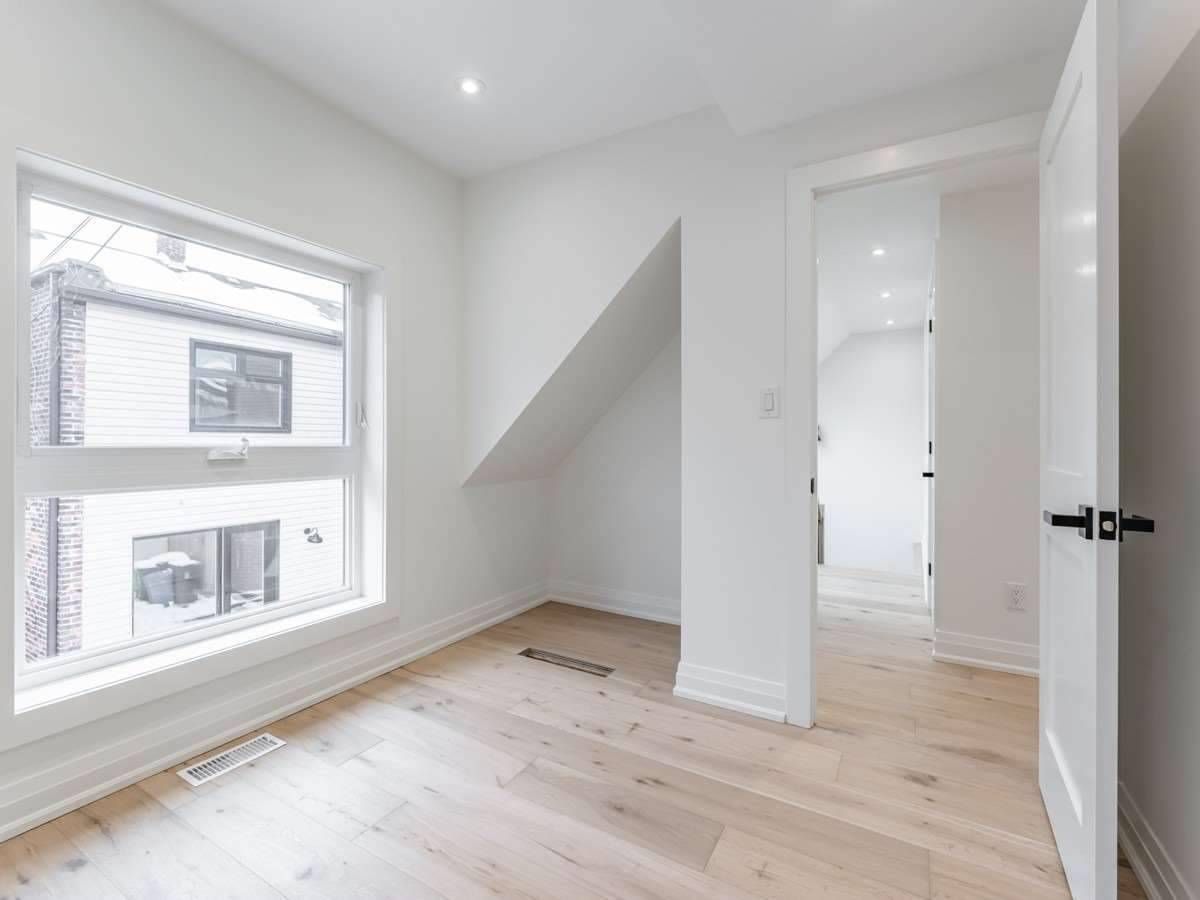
xmin=176 ymin=733 xmax=286 ymax=787
xmin=518 ymin=647 xmax=613 ymax=677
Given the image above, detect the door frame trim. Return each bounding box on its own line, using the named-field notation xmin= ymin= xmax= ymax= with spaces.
xmin=783 ymin=112 xmax=1043 ymax=726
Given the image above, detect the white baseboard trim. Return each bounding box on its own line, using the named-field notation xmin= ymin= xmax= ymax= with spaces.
xmin=0 ymin=581 xmax=548 ymax=844
xmin=546 ymin=579 xmax=680 ymax=625
xmin=932 ymin=628 xmax=1038 ymax=677
xmin=1119 ymin=781 xmax=1195 ymax=900
xmin=673 ymin=661 xmax=787 ymax=722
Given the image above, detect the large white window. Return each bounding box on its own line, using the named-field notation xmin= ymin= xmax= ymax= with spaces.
xmin=15 ymin=163 xmax=380 ymax=694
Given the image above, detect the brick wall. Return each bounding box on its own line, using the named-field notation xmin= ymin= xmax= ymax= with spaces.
xmin=23 ymin=498 xmax=50 ymax=662
xmin=55 ymin=499 xmax=84 ymax=655
xmin=28 ymin=269 xmax=54 ymax=448
xmin=24 ymin=267 xmax=86 ymax=661
xmin=59 ymin=295 xmax=87 ymax=446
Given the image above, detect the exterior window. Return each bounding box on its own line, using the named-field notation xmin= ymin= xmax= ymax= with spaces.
xmin=17 ymin=166 xmax=369 ymax=681
xmin=190 ymin=341 xmax=292 ymax=432
xmin=133 ymin=520 xmax=281 ymax=639
xmin=25 ymin=195 xmax=345 ymax=449
xmin=26 ymin=480 xmax=346 ymax=662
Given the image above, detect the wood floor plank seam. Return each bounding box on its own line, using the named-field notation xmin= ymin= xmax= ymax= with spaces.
xmin=1 ymin=592 xmax=1148 ymax=899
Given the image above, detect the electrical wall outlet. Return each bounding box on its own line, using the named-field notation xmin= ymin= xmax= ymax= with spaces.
xmin=1005 ymin=582 xmax=1028 ymax=612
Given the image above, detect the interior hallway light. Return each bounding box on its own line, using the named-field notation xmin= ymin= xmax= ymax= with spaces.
xmin=457 ymin=76 xmax=486 ymax=97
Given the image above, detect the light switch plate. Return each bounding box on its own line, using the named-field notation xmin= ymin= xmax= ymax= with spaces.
xmin=759 ymin=387 xmax=780 ymax=418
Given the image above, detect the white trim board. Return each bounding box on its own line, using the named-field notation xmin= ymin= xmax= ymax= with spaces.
xmin=1119 ymin=781 xmax=1196 ymax=900
xmin=0 ymin=582 xmax=547 ymax=844
xmin=545 ymin=579 xmax=681 ymax=625
xmin=673 ymin=661 xmax=787 ymax=723
xmin=931 ymin=628 xmax=1038 ymax=677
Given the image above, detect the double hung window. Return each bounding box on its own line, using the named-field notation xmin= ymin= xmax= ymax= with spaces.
xmin=16 ymin=164 xmax=372 ymax=690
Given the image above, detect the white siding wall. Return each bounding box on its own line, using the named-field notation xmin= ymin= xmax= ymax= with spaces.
xmin=79 ymin=479 xmax=345 ymax=652
xmin=83 ymin=302 xmax=343 ymax=446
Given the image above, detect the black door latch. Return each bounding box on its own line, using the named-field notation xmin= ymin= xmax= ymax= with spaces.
xmin=1097 ymin=509 xmax=1156 ymax=541
xmin=1043 ymin=505 xmax=1094 ymax=540
xmin=1044 ymin=506 xmax=1155 ymax=542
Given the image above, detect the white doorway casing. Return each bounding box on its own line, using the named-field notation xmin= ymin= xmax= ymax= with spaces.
xmin=784 ymin=113 xmax=1042 ymax=727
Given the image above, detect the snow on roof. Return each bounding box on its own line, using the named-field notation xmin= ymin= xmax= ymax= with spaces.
xmin=29 ymin=197 xmax=345 ymax=338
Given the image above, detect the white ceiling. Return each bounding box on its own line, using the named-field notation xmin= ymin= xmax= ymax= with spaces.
xmin=817 ymin=152 xmax=1037 ymax=361
xmin=152 ymin=0 xmax=1084 ymax=175
xmin=154 ymin=0 xmax=710 ymax=176
xmin=673 ymin=0 xmax=1083 ymax=135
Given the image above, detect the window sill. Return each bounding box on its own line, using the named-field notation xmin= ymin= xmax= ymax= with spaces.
xmin=10 ymin=594 xmax=387 ymax=746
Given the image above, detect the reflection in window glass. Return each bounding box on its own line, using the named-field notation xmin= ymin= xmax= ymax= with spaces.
xmin=190 ymin=341 xmax=291 ymax=432
xmin=29 ymin=198 xmax=344 ymax=332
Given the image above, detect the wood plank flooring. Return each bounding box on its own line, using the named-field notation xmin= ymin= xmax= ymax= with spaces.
xmin=819 ymin=564 xmax=927 ymax=615
xmin=0 ymin=594 xmax=1146 ymax=899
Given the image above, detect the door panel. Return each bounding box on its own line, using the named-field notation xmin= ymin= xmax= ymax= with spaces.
xmin=1038 ymin=0 xmax=1119 ymax=897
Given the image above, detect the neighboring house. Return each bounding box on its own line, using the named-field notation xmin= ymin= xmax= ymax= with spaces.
xmin=25 ymin=257 xmax=346 ymax=662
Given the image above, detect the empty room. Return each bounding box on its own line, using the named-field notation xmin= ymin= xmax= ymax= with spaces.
xmin=1 ymin=2 xmax=1198 ymax=899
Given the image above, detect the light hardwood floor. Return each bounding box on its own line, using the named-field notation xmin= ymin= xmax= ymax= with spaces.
xmin=1 ymin=596 xmax=1146 ymax=899
xmin=819 ymin=564 xmax=927 ymax=616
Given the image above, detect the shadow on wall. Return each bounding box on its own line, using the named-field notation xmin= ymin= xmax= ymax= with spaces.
xmin=464 ymin=220 xmax=681 ymax=486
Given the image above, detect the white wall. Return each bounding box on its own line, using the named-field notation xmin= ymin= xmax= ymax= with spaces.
xmin=818 ymin=328 xmax=924 ymax=575
xmin=1118 ymin=29 xmax=1200 ymax=898
xmin=0 ymin=0 xmax=548 ymax=836
xmin=84 ymin=302 xmax=343 ymax=446
xmin=549 ymin=335 xmax=681 ymax=621
xmin=465 ymin=66 xmax=1054 ymax=714
xmin=933 ymin=183 xmax=1040 ymax=670
xmin=467 ymin=222 xmax=680 ymax=484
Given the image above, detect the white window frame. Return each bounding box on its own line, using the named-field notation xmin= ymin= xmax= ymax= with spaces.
xmin=10 ymin=156 xmax=387 ymax=714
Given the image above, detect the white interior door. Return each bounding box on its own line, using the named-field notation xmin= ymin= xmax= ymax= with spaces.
xmin=1038 ymin=0 xmax=1119 ymax=897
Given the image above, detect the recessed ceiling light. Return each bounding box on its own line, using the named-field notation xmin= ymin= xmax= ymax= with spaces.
xmin=872 ymin=247 xmax=886 ymax=257
xmin=886 ymin=319 xmax=895 ymax=326
xmin=880 ymin=291 xmax=892 ymax=299
xmin=457 ymin=76 xmax=486 ymax=97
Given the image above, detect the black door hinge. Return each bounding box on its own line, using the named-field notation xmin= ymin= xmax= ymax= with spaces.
xmin=810 ymin=477 xmax=815 ymax=496
xmin=928 ymin=319 xmax=933 ymax=333
xmin=927 ymin=562 xmax=932 ymax=577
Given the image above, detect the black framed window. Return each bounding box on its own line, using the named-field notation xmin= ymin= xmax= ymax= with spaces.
xmin=132 ymin=520 xmax=280 ymax=638
xmin=190 ymin=340 xmax=292 ymax=433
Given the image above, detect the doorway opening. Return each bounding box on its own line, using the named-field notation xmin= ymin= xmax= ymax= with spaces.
xmin=816 ymin=174 xmax=935 ymax=623
xmin=816 ymin=150 xmax=1041 ymax=643
xmin=811 ymin=149 xmax=1042 ymax=731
